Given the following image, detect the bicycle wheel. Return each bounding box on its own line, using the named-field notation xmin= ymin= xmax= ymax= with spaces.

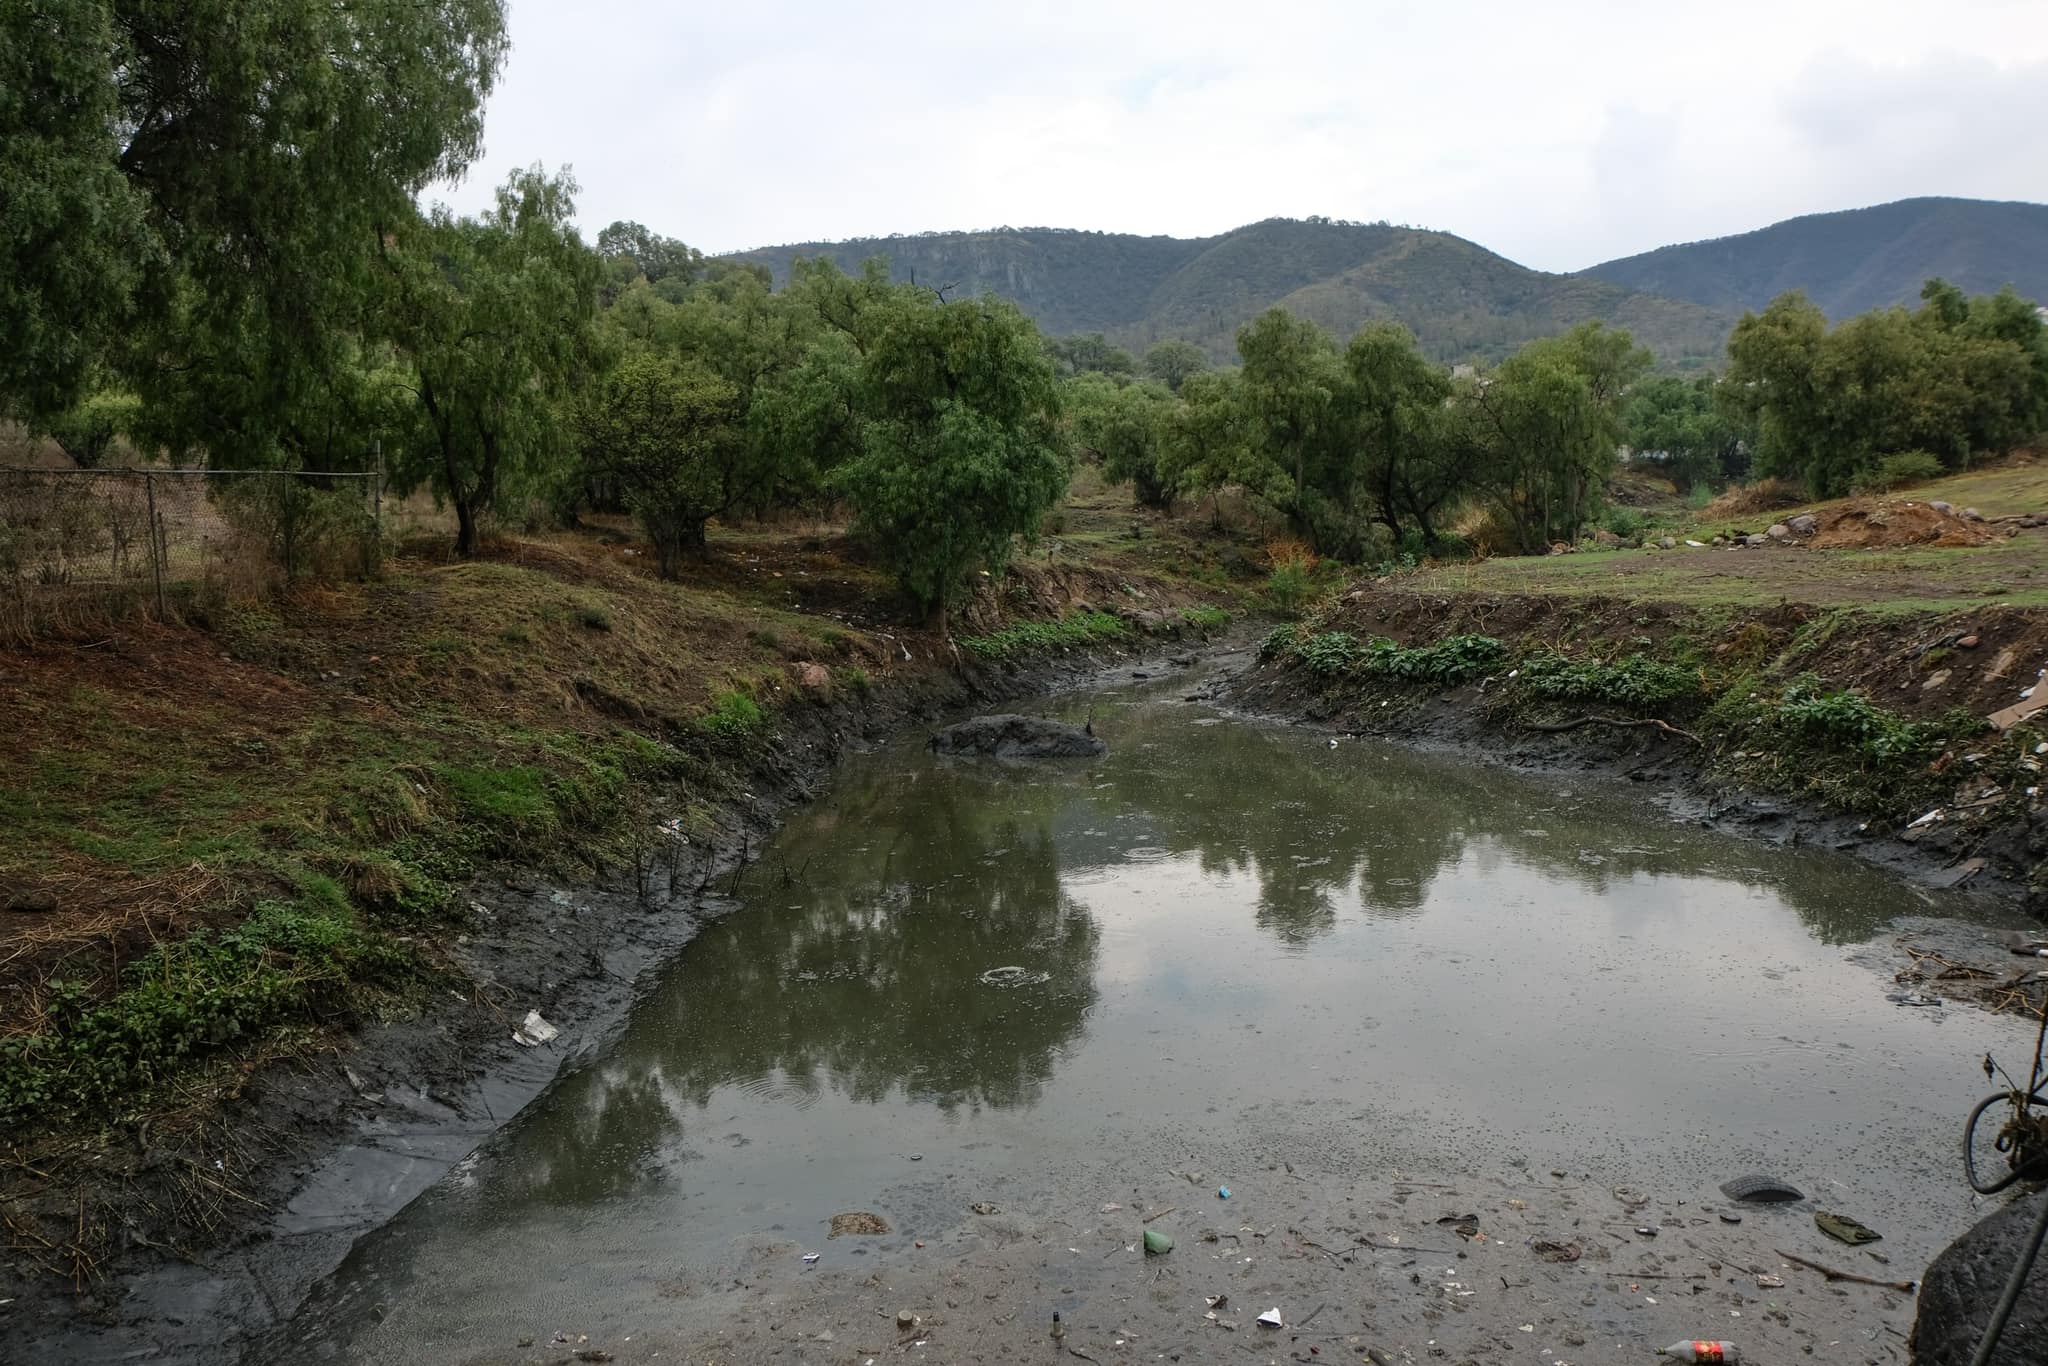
xmin=1966 ymin=1090 xmax=2026 ymax=1195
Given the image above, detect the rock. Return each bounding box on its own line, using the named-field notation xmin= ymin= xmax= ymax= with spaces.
xmin=1788 ymin=513 xmax=1817 ymax=534
xmin=1931 ymin=500 xmax=1955 ymax=515
xmin=1912 ymin=1191 xmax=2048 ymax=1366
xmin=792 ymin=661 xmax=832 ymax=694
xmin=930 ymin=714 xmax=1107 ymax=759
xmin=1963 ymin=507 xmax=1985 ymax=521
xmin=1767 ymin=522 xmax=1791 ymax=540
xmin=1923 ymin=669 xmax=1953 ymax=691
xmin=3 ymin=888 xmax=58 ymax=914
xmin=1959 ymin=634 xmax=1981 ymax=648
xmin=1658 ymin=536 xmax=1677 ymax=550
xmin=1745 ymin=534 xmax=1770 ymax=547
xmin=1711 ymin=535 xmax=1728 ymax=547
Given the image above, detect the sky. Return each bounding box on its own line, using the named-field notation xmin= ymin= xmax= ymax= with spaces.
xmin=431 ymin=0 xmax=2048 ymax=272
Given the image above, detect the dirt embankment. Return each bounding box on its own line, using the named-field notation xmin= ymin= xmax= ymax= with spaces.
xmin=0 ymin=540 xmax=1238 ymax=1362
xmin=1233 ymin=586 xmax=2048 ymax=914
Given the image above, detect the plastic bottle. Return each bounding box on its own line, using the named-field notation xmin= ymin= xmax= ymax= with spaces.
xmin=1658 ymin=1343 xmax=1738 ymax=1364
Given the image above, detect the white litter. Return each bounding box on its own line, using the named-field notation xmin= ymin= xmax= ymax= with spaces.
xmin=512 ymin=1010 xmax=560 ymax=1047
xmin=1256 ymin=1308 xmax=1284 ymax=1329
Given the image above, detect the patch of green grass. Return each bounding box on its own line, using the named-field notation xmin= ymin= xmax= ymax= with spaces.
xmin=702 ymin=689 xmax=767 ymax=738
xmin=836 ymin=664 xmax=872 ymax=695
xmin=1299 ymin=631 xmax=1361 ymax=676
xmin=957 ymin=610 xmax=1130 ymax=660
xmin=1181 ymin=603 xmax=1231 ymax=632
xmin=437 ymin=763 xmax=554 ymax=829
xmin=1516 ymin=651 xmax=1704 ymax=710
xmin=0 ymin=899 xmax=418 ymax=1127
xmin=574 ymin=604 xmax=613 ymax=631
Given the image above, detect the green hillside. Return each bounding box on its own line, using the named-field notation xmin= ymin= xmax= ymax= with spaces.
xmin=1581 ymin=197 xmax=2048 ymax=318
xmin=734 ymin=219 xmax=1736 ymax=367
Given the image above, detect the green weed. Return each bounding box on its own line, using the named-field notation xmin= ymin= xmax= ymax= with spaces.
xmin=957 ymin=611 xmax=1130 ymax=660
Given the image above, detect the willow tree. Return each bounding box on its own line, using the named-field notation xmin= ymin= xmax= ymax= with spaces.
xmin=829 ymin=290 xmax=1071 ymax=627
xmin=0 ymin=0 xmax=507 ymax=458
xmin=378 ymin=169 xmax=602 ymax=556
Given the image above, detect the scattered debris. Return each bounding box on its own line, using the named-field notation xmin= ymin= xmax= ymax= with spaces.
xmin=1655 ymin=1340 xmax=1735 ymax=1362
xmin=1256 ymin=1308 xmax=1284 ymax=1329
xmin=802 ymin=1252 xmax=821 ymax=1264
xmin=511 ymin=1010 xmax=559 ymax=1047
xmin=1217 ymin=1186 xmax=1230 ymax=1199
xmin=1142 ymin=1228 xmax=1174 ymax=1255
xmin=1530 ymin=1239 xmax=1583 ymax=1262
xmin=1774 ymin=1247 xmax=1915 ymax=1291
xmin=896 ymin=1311 xmax=918 ymax=1332
xmin=1814 ymin=1211 xmax=1882 ymax=1245
xmin=969 ymin=1202 xmax=999 ymax=1216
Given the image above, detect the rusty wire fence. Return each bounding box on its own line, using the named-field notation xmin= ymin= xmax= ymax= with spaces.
xmin=0 ymin=467 xmax=381 ymax=640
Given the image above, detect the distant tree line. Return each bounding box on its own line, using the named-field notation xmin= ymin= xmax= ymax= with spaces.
xmin=6 ymin=3 xmax=2043 ymax=601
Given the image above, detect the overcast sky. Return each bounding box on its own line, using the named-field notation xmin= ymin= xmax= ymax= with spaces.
xmin=431 ymin=0 xmax=2048 ymax=272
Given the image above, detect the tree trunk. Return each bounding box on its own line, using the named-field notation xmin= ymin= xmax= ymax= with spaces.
xmin=454 ymin=498 xmax=479 ymax=557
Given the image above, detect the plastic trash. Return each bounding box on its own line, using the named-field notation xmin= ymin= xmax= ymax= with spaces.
xmin=1256 ymin=1308 xmax=1284 ymax=1329
xmin=1657 ymin=1342 xmax=1738 ymax=1363
xmin=801 ymin=1252 xmax=820 ymax=1264
xmin=511 ymin=1010 xmax=559 ymax=1047
xmin=1143 ymin=1228 xmax=1174 ymax=1255
xmin=1814 ymin=1210 xmax=1881 ymax=1244
xmin=1217 ymin=1186 xmax=1230 ymax=1199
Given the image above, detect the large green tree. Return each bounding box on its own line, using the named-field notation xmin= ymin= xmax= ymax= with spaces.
xmin=1 ymin=0 xmax=507 ymax=458
xmin=1460 ymin=323 xmax=1648 ymax=552
xmin=1343 ymin=323 xmax=1463 ymax=551
xmin=1068 ymin=375 xmax=1178 ymax=508
xmin=576 ymin=352 xmax=743 ymax=576
xmin=1725 ymin=282 xmax=2048 ymax=495
xmin=1143 ymin=339 xmax=1209 ymax=392
xmin=822 ymin=282 xmax=1071 ymax=625
xmin=1624 ymin=373 xmax=1752 ymax=488
xmin=1233 ymin=309 xmax=1365 ymax=555
xmin=378 ymin=168 xmax=602 ymax=556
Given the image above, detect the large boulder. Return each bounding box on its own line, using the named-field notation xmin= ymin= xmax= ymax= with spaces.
xmin=1912 ymin=1190 xmax=2048 ymax=1366
xmin=930 ymin=714 xmax=1107 ymax=759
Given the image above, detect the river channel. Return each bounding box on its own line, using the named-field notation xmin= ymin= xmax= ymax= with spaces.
xmin=278 ymin=674 xmax=2038 ymax=1363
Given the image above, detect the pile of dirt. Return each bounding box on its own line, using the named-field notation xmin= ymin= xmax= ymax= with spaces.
xmin=1700 ymin=476 xmax=1806 ymax=518
xmin=1808 ymin=499 xmax=1999 ymax=549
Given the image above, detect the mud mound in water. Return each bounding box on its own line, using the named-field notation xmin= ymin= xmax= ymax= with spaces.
xmin=1808 ymin=500 xmax=1998 ymax=549
xmin=829 ymin=1211 xmax=890 ymax=1237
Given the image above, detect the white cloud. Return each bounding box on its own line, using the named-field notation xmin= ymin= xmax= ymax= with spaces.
xmin=431 ymin=0 xmax=2048 ymax=270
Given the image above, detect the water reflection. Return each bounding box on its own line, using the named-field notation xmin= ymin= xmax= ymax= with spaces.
xmin=498 ymin=767 xmax=1099 ymax=1204
xmin=1078 ymin=695 xmax=1909 ymax=945
xmin=481 ymin=696 xmax=1932 ymax=1206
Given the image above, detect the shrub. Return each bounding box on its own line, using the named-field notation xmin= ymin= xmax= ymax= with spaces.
xmin=0 ymin=901 xmax=413 ymax=1126
xmin=1773 ymin=678 xmax=1942 ymax=761
xmin=1517 ymin=652 xmax=1701 ymax=710
xmin=957 ymin=610 xmax=1129 ymax=660
xmin=703 ymin=689 xmax=766 ymax=738
xmin=1299 ymin=631 xmax=1359 ymax=676
xmin=1181 ymin=604 xmax=1230 ymax=632
xmin=575 ymin=604 xmax=612 ymax=631
xmin=1259 ymin=624 xmax=1302 ymax=661
xmin=1266 ymin=562 xmax=1312 ymax=611
xmin=1863 ymin=450 xmax=1947 ymax=493
xmin=1601 ymin=505 xmax=1651 ymax=539
xmin=1357 ymin=634 xmax=1505 ymax=686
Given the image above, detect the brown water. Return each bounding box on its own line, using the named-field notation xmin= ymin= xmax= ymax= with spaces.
xmin=277 ymin=678 xmax=2034 ymax=1362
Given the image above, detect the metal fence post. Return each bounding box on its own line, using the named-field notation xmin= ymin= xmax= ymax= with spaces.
xmin=142 ymin=470 xmax=166 ymax=620
xmin=372 ymin=440 xmax=384 ymax=570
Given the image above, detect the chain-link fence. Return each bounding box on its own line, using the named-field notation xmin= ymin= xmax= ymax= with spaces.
xmin=0 ymin=467 xmax=381 ymax=640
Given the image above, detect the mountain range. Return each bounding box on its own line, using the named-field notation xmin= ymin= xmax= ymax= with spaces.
xmin=733 ymin=197 xmax=2048 ymax=369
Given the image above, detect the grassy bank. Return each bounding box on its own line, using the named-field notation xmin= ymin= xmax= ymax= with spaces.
xmin=0 ymin=497 xmax=1249 ymax=1143
xmin=1253 ymin=585 xmax=2048 ymax=894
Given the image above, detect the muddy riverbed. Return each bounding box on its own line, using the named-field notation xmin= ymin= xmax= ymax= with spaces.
xmin=260 ymin=674 xmax=2044 ymax=1365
